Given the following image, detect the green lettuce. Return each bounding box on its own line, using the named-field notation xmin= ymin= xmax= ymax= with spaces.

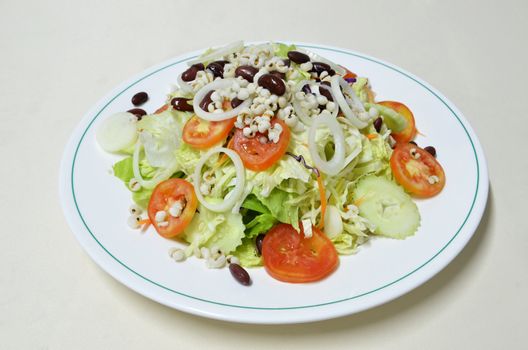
xmin=274 ymin=43 xmax=296 ymax=58
xmin=182 ymin=203 xmax=245 ymax=255
xmin=233 ymin=237 xmax=262 ymax=267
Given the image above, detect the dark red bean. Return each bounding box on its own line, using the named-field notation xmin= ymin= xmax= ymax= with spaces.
xmin=131 ymin=91 xmax=148 ymax=106
xmin=229 ymin=263 xmax=251 ymax=286
xmin=171 ymin=97 xmax=194 ymax=112
xmin=302 ymin=84 xmax=312 ymax=95
xmin=287 ymin=50 xmax=310 ymax=64
xmin=270 ymin=71 xmax=286 ymax=80
xmin=231 ymin=98 xmax=243 ymax=109
xmin=282 ymin=58 xmax=291 ymax=67
xmin=181 ymin=63 xmax=204 ymax=81
xmin=424 ymin=146 xmax=437 ymax=157
xmin=199 ymin=90 xmax=214 ymax=111
xmin=311 ymin=62 xmax=331 ymax=74
xmin=235 ymin=65 xmax=258 ymax=82
xmin=319 ymin=85 xmax=333 ymax=102
xmin=257 ymin=74 xmax=286 ymax=96
xmin=206 ymin=61 xmax=225 ymax=78
xmin=373 ymin=117 xmax=382 ymax=132
xmin=127 ymin=108 xmax=147 ymax=119
xmin=255 ymin=234 xmax=265 ymax=255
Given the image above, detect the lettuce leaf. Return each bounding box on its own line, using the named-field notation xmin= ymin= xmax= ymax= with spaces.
xmin=182 ymin=203 xmax=245 ymax=255
xmin=233 ymin=237 xmax=262 ymax=267
xmin=274 ymin=43 xmax=296 ymax=58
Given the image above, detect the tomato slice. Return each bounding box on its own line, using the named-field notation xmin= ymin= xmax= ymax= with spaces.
xmin=390 ymin=143 xmax=446 ymax=197
xmin=262 ymin=223 xmax=339 ymax=283
xmin=232 ymin=118 xmax=290 ymax=171
xmin=378 ymin=101 xmax=417 ymax=144
xmin=147 ymin=178 xmax=198 ymax=238
xmin=183 ymin=115 xmax=236 ymax=149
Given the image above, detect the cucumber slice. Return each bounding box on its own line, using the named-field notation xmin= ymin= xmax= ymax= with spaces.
xmin=353 ymin=176 xmax=420 ymax=239
xmin=365 ymin=103 xmax=407 ymax=132
xmin=96 ymin=112 xmax=138 ymax=153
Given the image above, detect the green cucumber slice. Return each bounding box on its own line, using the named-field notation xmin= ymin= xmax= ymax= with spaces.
xmin=353 ymin=175 xmax=420 ymax=239
xmin=365 ymin=102 xmax=407 ymax=132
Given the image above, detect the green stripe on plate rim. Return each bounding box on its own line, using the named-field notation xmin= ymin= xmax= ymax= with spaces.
xmin=70 ymin=45 xmax=480 ymax=310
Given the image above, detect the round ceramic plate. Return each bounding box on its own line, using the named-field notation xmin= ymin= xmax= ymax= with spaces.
xmin=59 ymin=42 xmax=488 ymax=324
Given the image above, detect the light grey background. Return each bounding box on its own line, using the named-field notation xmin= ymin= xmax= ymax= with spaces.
xmin=1 ymin=0 xmax=526 ymax=349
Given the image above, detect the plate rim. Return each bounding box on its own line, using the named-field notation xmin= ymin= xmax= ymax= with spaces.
xmin=59 ymin=42 xmax=489 ymax=323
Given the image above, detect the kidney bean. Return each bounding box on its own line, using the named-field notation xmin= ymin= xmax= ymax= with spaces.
xmin=424 ymin=146 xmax=437 ymax=157
xmin=257 ymin=74 xmax=286 ymax=96
xmin=206 ymin=61 xmax=225 ymax=78
xmin=373 ymin=117 xmax=383 ymax=132
xmin=171 ymin=97 xmax=194 ymax=112
xmin=302 ymin=84 xmax=312 ymax=95
xmin=311 ymin=62 xmax=333 ymax=75
xmin=127 ymin=108 xmax=147 ymax=119
xmin=255 ymin=234 xmax=265 ymax=255
xmin=231 ymin=98 xmax=243 ymax=109
xmin=269 ymin=70 xmax=286 ymax=80
xmin=181 ymin=63 xmax=204 ymax=81
xmin=131 ymin=91 xmax=148 ymax=106
xmin=229 ymin=263 xmax=251 ymax=286
xmin=287 ymin=50 xmax=310 ymax=64
xmin=319 ymin=85 xmax=333 ymax=102
xmin=199 ymin=90 xmax=214 ymax=111
xmin=235 ymin=65 xmax=258 ymax=82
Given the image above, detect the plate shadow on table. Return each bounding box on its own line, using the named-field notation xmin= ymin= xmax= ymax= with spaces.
xmin=98 ymin=185 xmax=493 ymax=336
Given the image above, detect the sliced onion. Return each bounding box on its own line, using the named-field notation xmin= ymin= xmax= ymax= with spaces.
xmin=132 ymin=141 xmax=174 ymax=189
xmin=308 ymin=114 xmax=345 ymax=176
xmin=193 ymin=79 xmax=252 ymax=121
xmin=292 ymin=80 xmax=313 ymax=126
xmin=193 ymin=147 xmax=245 ymax=213
xmin=187 ymin=41 xmax=244 ymax=66
xmin=177 ymin=73 xmax=193 ymax=94
xmin=330 ymin=75 xmax=368 ymax=129
xmin=298 ymin=48 xmax=346 ymax=75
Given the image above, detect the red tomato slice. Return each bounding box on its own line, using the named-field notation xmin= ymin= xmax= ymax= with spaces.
xmin=378 ymin=101 xmax=417 ymax=144
xmin=232 ymin=118 xmax=290 ymax=171
xmin=390 ymin=143 xmax=446 ymax=197
xmin=183 ymin=115 xmax=236 ymax=149
xmin=147 ymin=178 xmax=197 ymax=238
xmin=262 ymin=223 xmax=339 ymax=283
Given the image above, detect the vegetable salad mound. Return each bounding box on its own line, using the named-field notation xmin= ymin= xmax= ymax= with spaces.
xmin=96 ymin=41 xmax=445 ymax=284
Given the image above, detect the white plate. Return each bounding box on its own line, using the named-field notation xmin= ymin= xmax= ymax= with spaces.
xmin=59 ymin=42 xmax=488 ymax=324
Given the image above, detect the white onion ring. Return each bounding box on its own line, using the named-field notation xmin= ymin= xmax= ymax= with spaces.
xmin=132 ymin=141 xmax=175 ymax=189
xmin=177 ymin=73 xmax=193 ymax=94
xmin=193 ymin=79 xmax=252 ymax=121
xmin=193 ymin=147 xmax=245 ymax=213
xmin=330 ymin=75 xmax=368 ymax=129
xmin=292 ymin=80 xmax=313 ymax=126
xmin=308 ymin=114 xmax=346 ymax=176
xmin=187 ymin=41 xmax=244 ymax=66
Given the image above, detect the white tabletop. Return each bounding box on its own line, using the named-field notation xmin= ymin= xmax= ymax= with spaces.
xmin=2 ymin=0 xmax=526 ymax=348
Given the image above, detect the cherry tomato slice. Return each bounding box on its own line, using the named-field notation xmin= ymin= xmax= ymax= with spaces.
xmin=390 ymin=143 xmax=446 ymax=197
xmin=147 ymin=178 xmax=197 ymax=238
xmin=262 ymin=223 xmax=339 ymax=283
xmin=232 ymin=118 xmax=290 ymax=171
xmin=183 ymin=115 xmax=236 ymax=149
xmin=378 ymin=101 xmax=417 ymax=144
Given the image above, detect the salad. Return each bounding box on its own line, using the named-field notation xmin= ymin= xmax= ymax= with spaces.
xmin=96 ymin=41 xmax=446 ymax=285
